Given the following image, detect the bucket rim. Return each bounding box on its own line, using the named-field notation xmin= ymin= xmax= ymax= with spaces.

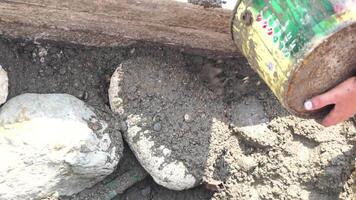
xmin=230 ymin=0 xmax=243 ymax=42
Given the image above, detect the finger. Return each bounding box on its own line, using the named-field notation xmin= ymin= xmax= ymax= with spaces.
xmin=305 ymin=77 xmax=356 ymax=111
xmin=304 ymin=90 xmax=337 ymax=111
xmin=321 ymin=106 xmax=349 ymax=127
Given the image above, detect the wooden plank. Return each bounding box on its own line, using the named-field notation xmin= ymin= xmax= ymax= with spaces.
xmin=0 ymin=0 xmax=240 ymax=58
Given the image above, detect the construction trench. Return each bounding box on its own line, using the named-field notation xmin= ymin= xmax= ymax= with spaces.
xmin=0 ymin=1 xmax=355 ymax=200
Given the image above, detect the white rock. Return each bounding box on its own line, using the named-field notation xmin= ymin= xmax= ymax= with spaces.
xmin=109 ymin=58 xmax=207 ymax=191
xmin=0 ymin=66 xmax=8 ymax=105
xmin=0 ymin=93 xmax=123 ymax=200
xmin=125 ymin=116 xmax=196 ymax=190
xmin=236 ymin=155 xmax=258 ymax=172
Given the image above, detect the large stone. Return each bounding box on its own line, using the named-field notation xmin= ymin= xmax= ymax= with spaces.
xmin=0 ymin=93 xmax=123 ymax=199
xmin=0 ymin=66 xmax=8 ymax=105
xmin=109 ymin=57 xmax=230 ymax=190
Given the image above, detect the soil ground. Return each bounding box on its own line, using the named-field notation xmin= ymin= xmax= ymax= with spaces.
xmin=0 ymin=37 xmax=354 ymax=200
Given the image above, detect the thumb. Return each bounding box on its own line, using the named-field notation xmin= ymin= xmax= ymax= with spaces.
xmin=304 ymin=90 xmax=337 ymax=111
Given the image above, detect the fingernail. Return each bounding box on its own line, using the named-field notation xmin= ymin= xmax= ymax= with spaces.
xmin=304 ymin=100 xmax=313 ymax=111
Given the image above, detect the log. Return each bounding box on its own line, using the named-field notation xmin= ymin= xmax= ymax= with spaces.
xmin=0 ymin=0 xmax=240 ymax=58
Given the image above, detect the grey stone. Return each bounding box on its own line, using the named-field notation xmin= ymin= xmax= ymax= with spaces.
xmin=0 ymin=93 xmax=123 ymax=199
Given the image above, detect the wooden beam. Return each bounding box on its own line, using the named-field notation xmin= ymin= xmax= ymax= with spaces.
xmin=0 ymin=0 xmax=240 ymax=58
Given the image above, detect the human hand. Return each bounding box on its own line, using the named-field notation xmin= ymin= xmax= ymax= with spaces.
xmin=304 ymin=77 xmax=356 ymax=127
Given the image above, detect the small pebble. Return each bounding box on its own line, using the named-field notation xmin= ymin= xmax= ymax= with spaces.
xmin=153 ymin=114 xmax=162 ymax=122
xmin=130 ymin=48 xmax=136 ymax=54
xmin=39 ymin=69 xmax=45 ymax=76
xmin=59 ymin=68 xmax=66 ymax=75
xmin=243 ymin=76 xmax=249 ymax=82
xmin=82 ymin=91 xmax=89 ymax=100
xmin=153 ymin=122 xmax=162 ymax=131
xmin=73 ymin=82 xmax=80 ymax=88
xmin=184 ymin=113 xmax=192 ymax=123
xmin=38 ymin=47 xmax=48 ymax=57
xmin=32 ymin=52 xmax=36 ymax=59
xmin=120 ymin=121 xmax=128 ymax=132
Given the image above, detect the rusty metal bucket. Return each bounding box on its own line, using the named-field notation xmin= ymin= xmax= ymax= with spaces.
xmin=231 ymin=0 xmax=356 ymax=117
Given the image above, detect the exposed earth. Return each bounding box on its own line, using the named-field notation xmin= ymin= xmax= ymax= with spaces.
xmin=0 ymin=36 xmax=354 ymax=200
